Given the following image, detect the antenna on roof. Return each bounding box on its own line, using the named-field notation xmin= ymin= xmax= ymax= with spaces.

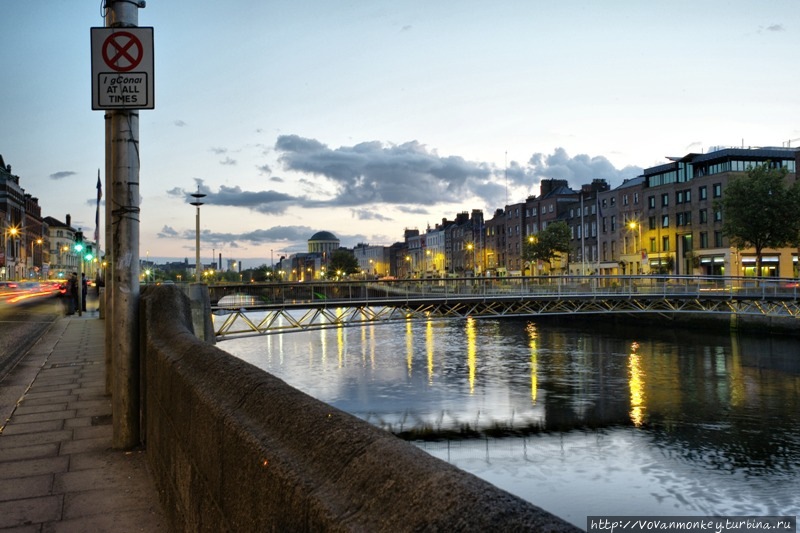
xmin=504 ymin=151 xmax=508 ymax=206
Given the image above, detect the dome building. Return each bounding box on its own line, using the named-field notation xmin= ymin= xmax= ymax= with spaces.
xmin=308 ymin=231 xmax=339 ymax=254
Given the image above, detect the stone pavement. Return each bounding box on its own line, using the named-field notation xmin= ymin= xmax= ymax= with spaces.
xmin=0 ymin=312 xmax=167 ymax=532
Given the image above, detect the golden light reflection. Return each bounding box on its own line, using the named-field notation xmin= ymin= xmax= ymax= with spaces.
xmin=361 ymin=326 xmax=368 ymax=365
xmin=728 ymin=333 xmax=745 ymax=407
xmin=337 ymin=325 xmax=345 ymax=368
xmin=628 ymin=343 xmax=646 ymax=427
xmin=406 ymin=321 xmax=414 ymax=375
xmin=319 ymin=326 xmax=327 ymax=365
xmin=466 ymin=317 xmax=477 ymax=394
xmin=426 ymin=320 xmax=435 ymax=383
xmin=526 ymin=323 xmax=538 ymax=404
xmin=368 ymin=324 xmax=376 ymax=368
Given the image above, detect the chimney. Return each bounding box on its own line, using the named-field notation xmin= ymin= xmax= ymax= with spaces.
xmin=66 ymin=214 xmax=71 ymax=227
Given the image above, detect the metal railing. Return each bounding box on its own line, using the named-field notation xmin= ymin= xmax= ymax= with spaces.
xmin=206 ymin=275 xmax=800 ymax=340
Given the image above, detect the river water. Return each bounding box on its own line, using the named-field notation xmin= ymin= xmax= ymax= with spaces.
xmin=223 ymin=315 xmax=800 ymax=527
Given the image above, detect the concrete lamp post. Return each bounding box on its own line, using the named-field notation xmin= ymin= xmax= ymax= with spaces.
xmin=190 ymin=188 xmax=206 ymax=282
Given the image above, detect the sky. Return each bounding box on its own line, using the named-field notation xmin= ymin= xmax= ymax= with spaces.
xmin=2 ymin=1 xmax=799 ymax=269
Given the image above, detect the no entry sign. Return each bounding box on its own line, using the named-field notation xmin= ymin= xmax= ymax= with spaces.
xmin=91 ymin=27 xmax=154 ymax=110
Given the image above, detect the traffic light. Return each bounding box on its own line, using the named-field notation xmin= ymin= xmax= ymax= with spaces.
xmin=74 ymin=231 xmax=84 ymax=253
xmin=84 ymin=245 xmax=94 ymax=262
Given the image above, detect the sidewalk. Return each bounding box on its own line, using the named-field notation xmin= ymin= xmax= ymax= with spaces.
xmin=0 ymin=311 xmax=167 ymax=532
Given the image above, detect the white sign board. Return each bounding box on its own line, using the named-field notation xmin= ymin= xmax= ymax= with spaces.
xmin=91 ymin=27 xmax=154 ymax=110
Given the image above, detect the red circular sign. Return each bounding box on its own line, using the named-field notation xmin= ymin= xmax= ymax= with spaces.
xmin=101 ymin=31 xmax=143 ymax=72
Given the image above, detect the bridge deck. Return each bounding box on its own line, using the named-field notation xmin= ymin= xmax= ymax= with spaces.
xmin=206 ymin=275 xmax=800 ymax=340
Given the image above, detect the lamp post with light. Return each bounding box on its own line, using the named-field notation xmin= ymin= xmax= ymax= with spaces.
xmin=628 ymin=220 xmax=642 ymax=274
xmin=189 ymin=188 xmax=206 ymax=282
xmin=6 ymin=227 xmax=20 ymax=280
xmin=30 ymin=237 xmax=43 ymax=278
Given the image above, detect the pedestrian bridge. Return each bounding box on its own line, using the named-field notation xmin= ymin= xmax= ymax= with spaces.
xmin=207 ymin=275 xmax=800 ymax=341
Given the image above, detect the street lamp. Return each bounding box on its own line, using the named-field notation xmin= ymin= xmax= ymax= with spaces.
xmin=30 ymin=237 xmax=43 ymax=278
xmin=5 ymin=226 xmax=19 ymax=280
xmin=628 ymin=220 xmax=641 ymax=273
xmin=189 ymin=188 xmax=206 ymax=282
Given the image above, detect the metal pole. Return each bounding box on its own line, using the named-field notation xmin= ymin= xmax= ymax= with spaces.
xmin=105 ymin=110 xmax=113 ymax=394
xmin=190 ymin=189 xmax=205 ymax=282
xmin=108 ymin=0 xmax=142 ymax=449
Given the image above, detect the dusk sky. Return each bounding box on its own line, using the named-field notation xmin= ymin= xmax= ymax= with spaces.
xmin=2 ymin=1 xmax=799 ymax=268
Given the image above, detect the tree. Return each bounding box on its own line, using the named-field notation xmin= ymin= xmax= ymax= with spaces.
xmin=326 ymin=249 xmax=359 ymax=279
xmin=716 ymin=162 xmax=800 ymax=277
xmin=524 ymin=221 xmax=571 ymax=273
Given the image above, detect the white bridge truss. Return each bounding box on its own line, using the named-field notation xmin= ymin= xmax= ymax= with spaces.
xmin=211 ymin=276 xmax=800 ymax=340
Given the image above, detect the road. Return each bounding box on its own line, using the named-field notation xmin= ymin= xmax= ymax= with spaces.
xmin=0 ymin=295 xmax=65 ymax=382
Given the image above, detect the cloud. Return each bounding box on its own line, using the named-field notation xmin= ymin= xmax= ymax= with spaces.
xmin=157 ymin=225 xmax=180 ymax=238
xmin=168 ymin=182 xmax=303 ymax=215
xmin=174 ymin=120 xmax=187 ymax=127
xmin=210 ymin=147 xmax=227 ymax=155
xmin=220 ymin=157 xmax=236 ymax=166
xmin=50 ymin=171 xmax=76 ymax=180
xmin=397 ymin=205 xmax=429 ymax=215
xmin=351 ymin=208 xmax=393 ymax=222
xmin=257 ymin=163 xmax=272 ymax=175
xmin=275 ymin=135 xmax=494 ymax=207
xmin=764 ymin=24 xmax=784 ymax=32
xmin=526 ymin=148 xmax=641 ymax=190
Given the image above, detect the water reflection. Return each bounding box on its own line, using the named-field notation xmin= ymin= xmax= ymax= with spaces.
xmin=225 ymin=315 xmax=800 ymax=523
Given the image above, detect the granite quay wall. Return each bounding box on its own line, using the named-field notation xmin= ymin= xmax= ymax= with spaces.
xmin=139 ymin=285 xmax=581 ymax=532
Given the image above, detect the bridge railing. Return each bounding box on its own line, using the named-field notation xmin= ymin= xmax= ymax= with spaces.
xmin=207 ymin=274 xmax=800 ymax=310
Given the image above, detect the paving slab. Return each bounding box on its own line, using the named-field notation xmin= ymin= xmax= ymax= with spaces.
xmin=0 ymin=315 xmax=167 ymax=531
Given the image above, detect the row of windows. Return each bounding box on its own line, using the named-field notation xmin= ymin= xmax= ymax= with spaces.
xmin=647 ymin=158 xmax=796 ymax=187
xmin=648 ymin=183 xmax=722 ymax=209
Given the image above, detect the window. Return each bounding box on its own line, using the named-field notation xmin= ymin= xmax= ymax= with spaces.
xmin=650 ymin=237 xmax=656 ymax=253
xmin=661 ymin=193 xmax=669 ymax=207
xmin=699 ymin=186 xmax=707 ymax=200
xmin=714 ymin=231 xmax=724 ymax=247
xmin=662 ymin=215 xmax=669 ymax=228
xmin=699 ymin=232 xmax=708 ymax=249
xmin=549 ymin=204 xmax=554 ymax=213
xmin=685 ymin=189 xmax=691 ymax=203
xmin=713 ymin=183 xmax=722 ymax=198
xmin=676 ymin=191 xmax=684 ymax=205
xmin=610 ymin=197 xmax=616 ymax=207
xmin=685 ymin=211 xmax=692 ymax=226
xmin=699 ymin=209 xmax=708 ymax=223
xmin=602 ymin=217 xmax=607 ymax=233
xmin=611 ymin=215 xmax=617 ymax=232
xmin=677 ymin=212 xmax=685 ymax=226
xmin=662 ymin=236 xmax=670 ymax=252
xmin=648 ymin=196 xmax=656 ymax=209
xmin=634 ymin=193 xmax=639 ymax=205
xmin=623 ymin=194 xmax=629 ymax=206
xmin=648 ymin=216 xmax=656 ymax=230
xmin=714 ymin=210 xmax=722 ymax=222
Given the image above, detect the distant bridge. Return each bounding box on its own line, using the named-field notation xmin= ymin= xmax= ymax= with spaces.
xmin=207 ymin=275 xmax=800 ymax=340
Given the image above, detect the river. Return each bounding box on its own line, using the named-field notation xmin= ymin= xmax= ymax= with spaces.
xmin=223 ymin=315 xmax=800 ymax=527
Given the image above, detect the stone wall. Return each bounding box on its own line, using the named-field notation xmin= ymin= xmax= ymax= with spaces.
xmin=140 ymin=285 xmax=581 ymax=532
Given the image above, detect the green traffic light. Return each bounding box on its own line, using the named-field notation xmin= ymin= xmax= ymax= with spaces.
xmin=75 ymin=243 xmax=83 ymax=252
xmin=84 ymin=253 xmax=94 ymax=261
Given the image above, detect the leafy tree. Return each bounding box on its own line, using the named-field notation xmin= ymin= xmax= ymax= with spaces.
xmin=326 ymin=249 xmax=359 ymax=279
xmin=716 ymin=162 xmax=800 ymax=277
xmin=524 ymin=221 xmax=571 ymax=273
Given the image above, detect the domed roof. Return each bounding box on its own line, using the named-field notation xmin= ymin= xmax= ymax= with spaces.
xmin=309 ymin=231 xmax=339 ymax=242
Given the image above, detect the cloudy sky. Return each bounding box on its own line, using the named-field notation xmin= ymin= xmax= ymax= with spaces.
xmin=2 ymin=1 xmax=798 ymax=268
